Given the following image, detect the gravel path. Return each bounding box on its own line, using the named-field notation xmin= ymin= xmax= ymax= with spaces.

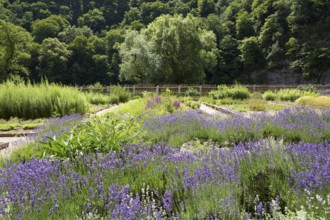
xmin=199 ymin=104 xmax=230 ymax=117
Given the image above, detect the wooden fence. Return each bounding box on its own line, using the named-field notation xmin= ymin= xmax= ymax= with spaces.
xmin=80 ymin=84 xmax=330 ymax=96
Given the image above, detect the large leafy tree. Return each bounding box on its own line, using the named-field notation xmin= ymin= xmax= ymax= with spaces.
xmin=38 ymin=38 xmax=72 ymax=83
xmin=0 ymin=20 xmax=31 ymax=81
xmin=119 ymin=15 xmax=218 ymax=84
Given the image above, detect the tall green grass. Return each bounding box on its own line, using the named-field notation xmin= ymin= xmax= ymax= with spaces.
xmin=0 ymin=81 xmax=89 ymax=119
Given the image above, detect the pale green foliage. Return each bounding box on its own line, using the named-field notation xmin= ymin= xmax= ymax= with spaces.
xmin=119 ymin=31 xmax=159 ymax=83
xmin=0 ymin=20 xmax=32 ymax=81
xmin=119 ymin=15 xmax=218 ymax=84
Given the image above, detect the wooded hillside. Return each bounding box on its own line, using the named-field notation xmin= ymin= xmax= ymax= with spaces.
xmin=1 ymin=0 xmax=330 ymax=84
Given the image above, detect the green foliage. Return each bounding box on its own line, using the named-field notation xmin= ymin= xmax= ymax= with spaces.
xmin=262 ymin=90 xmax=277 ymax=101
xmin=277 ymin=89 xmax=312 ymax=102
xmin=39 ymin=114 xmax=143 ymax=158
xmin=250 ymin=92 xmax=263 ymax=99
xmin=0 ymin=118 xmax=43 ymax=131
xmin=86 ymin=92 xmax=110 ymax=105
xmin=248 ymin=99 xmax=267 ymax=111
xmin=209 ymin=85 xmax=251 ymax=100
xmin=297 ymin=84 xmax=317 ymax=93
xmin=110 ymin=85 xmax=131 ymax=103
xmin=120 ymin=15 xmax=218 ymax=84
xmin=109 ymin=94 xmax=120 ymax=105
xmin=185 ymin=87 xmax=200 ymax=97
xmin=0 ymin=20 xmax=32 ymax=81
xmin=1 ymin=0 xmax=330 ymax=84
xmin=296 ymin=96 xmax=330 ymax=108
xmin=0 ymin=81 xmax=88 ymax=119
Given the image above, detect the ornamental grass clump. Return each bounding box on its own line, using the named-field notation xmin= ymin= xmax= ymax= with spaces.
xmin=0 ymin=81 xmax=88 ymax=119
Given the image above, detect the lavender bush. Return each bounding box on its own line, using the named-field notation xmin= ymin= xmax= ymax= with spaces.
xmin=1 ymin=140 xmax=330 ymax=219
xmin=144 ymin=107 xmax=330 ymax=146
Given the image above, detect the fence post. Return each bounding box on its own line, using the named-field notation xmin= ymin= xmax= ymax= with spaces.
xmin=178 ymin=85 xmax=181 ymax=96
xmin=132 ymin=85 xmax=136 ymax=96
xmin=106 ymin=86 xmax=110 ymax=93
xmin=156 ymin=85 xmax=159 ymax=95
xmin=199 ymin=85 xmax=202 ymax=96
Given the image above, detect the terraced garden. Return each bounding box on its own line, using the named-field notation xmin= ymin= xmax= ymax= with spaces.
xmin=0 ymin=84 xmax=330 ymax=219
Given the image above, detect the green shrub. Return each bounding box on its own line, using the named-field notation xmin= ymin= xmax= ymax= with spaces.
xmin=262 ymin=91 xmax=277 ymax=101
xmin=209 ymin=85 xmax=250 ymax=100
xmin=229 ymin=85 xmax=250 ymax=99
xmin=277 ymin=89 xmax=302 ymax=102
xmin=87 ymin=82 xmax=104 ymax=92
xmin=296 ymin=96 xmax=330 ymax=107
xmin=110 ymin=85 xmax=131 ymax=103
xmin=0 ymin=81 xmax=88 ymax=119
xmin=248 ymin=99 xmax=267 ymax=111
xmin=86 ymin=92 xmax=110 ymax=105
xmin=185 ymin=87 xmax=200 ymax=97
xmin=109 ymin=94 xmax=120 ymax=104
xmin=38 ymin=114 xmax=142 ymax=158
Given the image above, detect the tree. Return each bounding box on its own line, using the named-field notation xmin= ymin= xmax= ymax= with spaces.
xmin=77 ymin=9 xmax=106 ymax=33
xmin=119 ymin=31 xmax=158 ymax=83
xmin=32 ymin=15 xmax=69 ymax=43
xmin=236 ymin=11 xmax=255 ymax=39
xmin=0 ymin=20 xmax=31 ymax=81
xmin=38 ymin=38 xmax=72 ymax=83
xmin=119 ymin=15 xmax=218 ymax=84
xmin=198 ymin=0 xmax=216 ymax=17
xmin=239 ymin=36 xmax=264 ymax=78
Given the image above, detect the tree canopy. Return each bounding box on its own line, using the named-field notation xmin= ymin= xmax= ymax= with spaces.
xmin=0 ymin=0 xmax=329 ymax=84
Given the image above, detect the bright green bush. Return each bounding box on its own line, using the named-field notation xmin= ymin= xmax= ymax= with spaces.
xmin=277 ymin=89 xmax=303 ymax=102
xmin=185 ymin=87 xmax=200 ymax=97
xmin=262 ymin=91 xmax=277 ymax=101
xmin=86 ymin=92 xmax=110 ymax=105
xmin=0 ymin=81 xmax=88 ymax=119
xmin=110 ymin=85 xmax=131 ymax=103
xmin=209 ymin=85 xmax=250 ymax=100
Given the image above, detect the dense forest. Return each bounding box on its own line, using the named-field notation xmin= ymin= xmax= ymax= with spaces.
xmin=0 ymin=0 xmax=330 ymax=85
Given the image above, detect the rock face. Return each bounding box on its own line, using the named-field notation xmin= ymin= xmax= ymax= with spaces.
xmin=251 ymin=69 xmax=330 ymax=84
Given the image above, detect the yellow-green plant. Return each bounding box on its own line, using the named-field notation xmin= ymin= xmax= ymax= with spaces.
xmin=0 ymin=81 xmax=88 ymax=119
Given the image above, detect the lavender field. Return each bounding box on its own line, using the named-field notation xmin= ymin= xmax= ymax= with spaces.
xmin=1 ymin=101 xmax=330 ymax=219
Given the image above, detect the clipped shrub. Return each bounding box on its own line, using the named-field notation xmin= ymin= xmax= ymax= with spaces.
xmin=0 ymin=81 xmax=88 ymax=119
xmin=296 ymin=96 xmax=330 ymax=107
xmin=277 ymin=89 xmax=302 ymax=102
xmin=209 ymin=85 xmax=250 ymax=100
xmin=110 ymin=85 xmax=131 ymax=103
xmin=230 ymin=85 xmax=250 ymax=100
xmin=262 ymin=91 xmax=277 ymax=101
xmin=248 ymin=99 xmax=267 ymax=111
xmin=277 ymin=89 xmax=318 ymax=102
xmin=185 ymin=87 xmax=200 ymax=97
